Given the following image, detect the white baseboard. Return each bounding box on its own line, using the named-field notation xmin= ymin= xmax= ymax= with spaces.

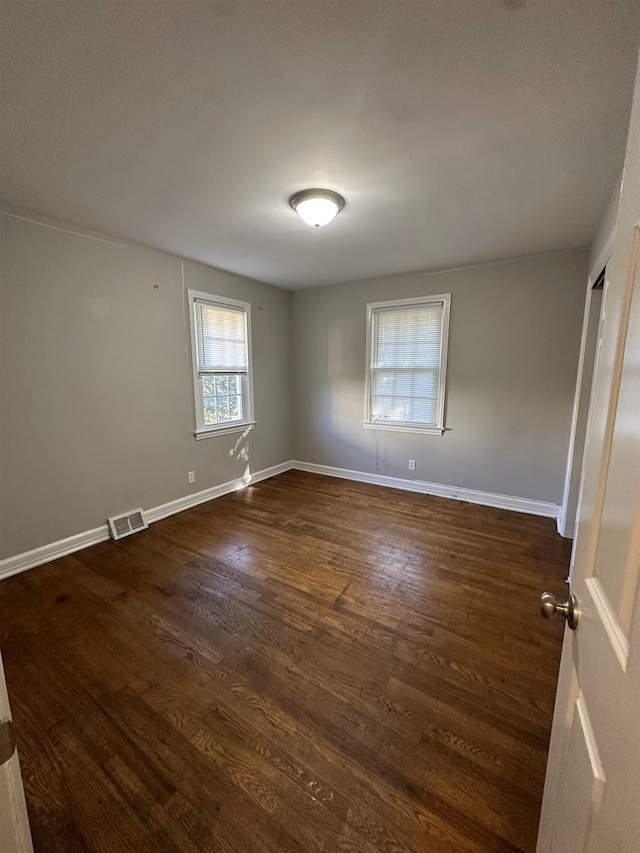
xmin=0 ymin=461 xmax=292 ymax=582
xmin=0 ymin=525 xmax=111 ymax=582
xmin=556 ymin=505 xmax=567 ymax=538
xmin=145 ymin=461 xmax=291 ymax=524
xmin=0 ymin=458 xmax=560 ymax=582
xmin=290 ymin=460 xmax=560 ymax=520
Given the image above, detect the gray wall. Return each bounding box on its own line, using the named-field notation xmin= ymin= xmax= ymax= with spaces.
xmin=292 ymin=250 xmax=589 ymax=504
xmin=0 ymin=211 xmax=292 ymax=558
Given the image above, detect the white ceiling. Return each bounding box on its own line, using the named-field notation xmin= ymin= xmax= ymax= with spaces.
xmin=1 ymin=1 xmax=638 ymax=289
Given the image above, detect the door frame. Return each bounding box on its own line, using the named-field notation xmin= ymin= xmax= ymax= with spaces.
xmin=558 ymin=179 xmax=621 ymax=540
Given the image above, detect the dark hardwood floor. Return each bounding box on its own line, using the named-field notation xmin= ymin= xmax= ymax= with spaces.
xmin=0 ymin=471 xmax=571 ymax=852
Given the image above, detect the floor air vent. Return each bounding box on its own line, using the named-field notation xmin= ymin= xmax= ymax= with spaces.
xmin=107 ymin=508 xmax=148 ymax=541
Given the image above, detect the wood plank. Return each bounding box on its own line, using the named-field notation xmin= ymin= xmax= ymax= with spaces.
xmin=0 ymin=471 xmax=570 ymax=852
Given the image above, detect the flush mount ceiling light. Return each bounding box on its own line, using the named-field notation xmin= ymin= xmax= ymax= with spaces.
xmin=289 ymin=189 xmax=345 ymax=227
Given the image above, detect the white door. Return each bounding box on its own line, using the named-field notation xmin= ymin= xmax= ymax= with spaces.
xmin=536 ymin=218 xmax=640 ymax=851
xmin=0 ymin=651 xmax=33 ymax=853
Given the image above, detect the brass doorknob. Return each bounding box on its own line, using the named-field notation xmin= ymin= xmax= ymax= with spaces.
xmin=540 ymin=591 xmax=579 ymax=630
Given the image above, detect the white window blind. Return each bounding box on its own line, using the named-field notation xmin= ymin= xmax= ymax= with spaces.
xmin=188 ymin=291 xmax=254 ymax=438
xmin=194 ymin=300 xmax=248 ymax=373
xmin=366 ymin=295 xmax=450 ymax=433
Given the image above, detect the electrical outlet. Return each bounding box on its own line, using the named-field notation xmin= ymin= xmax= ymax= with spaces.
xmin=188 ymin=471 xmax=195 ymax=484
xmin=408 ymin=459 xmax=416 ymax=471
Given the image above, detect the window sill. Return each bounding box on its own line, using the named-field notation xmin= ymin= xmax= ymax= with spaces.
xmin=194 ymin=422 xmax=256 ymax=440
xmin=362 ymin=421 xmax=444 ymax=436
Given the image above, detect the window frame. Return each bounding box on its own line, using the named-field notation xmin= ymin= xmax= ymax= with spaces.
xmin=363 ymin=293 xmax=451 ymax=436
xmin=187 ymin=289 xmax=256 ymax=440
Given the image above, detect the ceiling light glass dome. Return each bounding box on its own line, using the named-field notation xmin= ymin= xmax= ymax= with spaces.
xmin=290 ymin=189 xmax=345 ymax=227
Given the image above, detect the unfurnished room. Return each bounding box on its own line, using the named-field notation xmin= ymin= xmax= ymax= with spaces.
xmin=1 ymin=2 xmax=640 ymax=851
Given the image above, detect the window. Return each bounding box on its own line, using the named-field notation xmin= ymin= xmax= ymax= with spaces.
xmin=364 ymin=294 xmax=450 ymax=435
xmin=188 ymin=290 xmax=255 ymax=439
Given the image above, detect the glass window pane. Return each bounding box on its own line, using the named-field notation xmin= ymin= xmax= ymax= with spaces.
xmin=201 ymin=375 xmax=215 ymax=397
xmin=204 ymin=396 xmax=217 ymax=424
xmin=199 ymin=374 xmax=243 ymax=425
xmin=217 ymin=398 xmax=230 ymax=422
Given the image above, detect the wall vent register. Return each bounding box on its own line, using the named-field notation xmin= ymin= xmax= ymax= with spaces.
xmin=107 ymin=509 xmax=148 ymax=541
